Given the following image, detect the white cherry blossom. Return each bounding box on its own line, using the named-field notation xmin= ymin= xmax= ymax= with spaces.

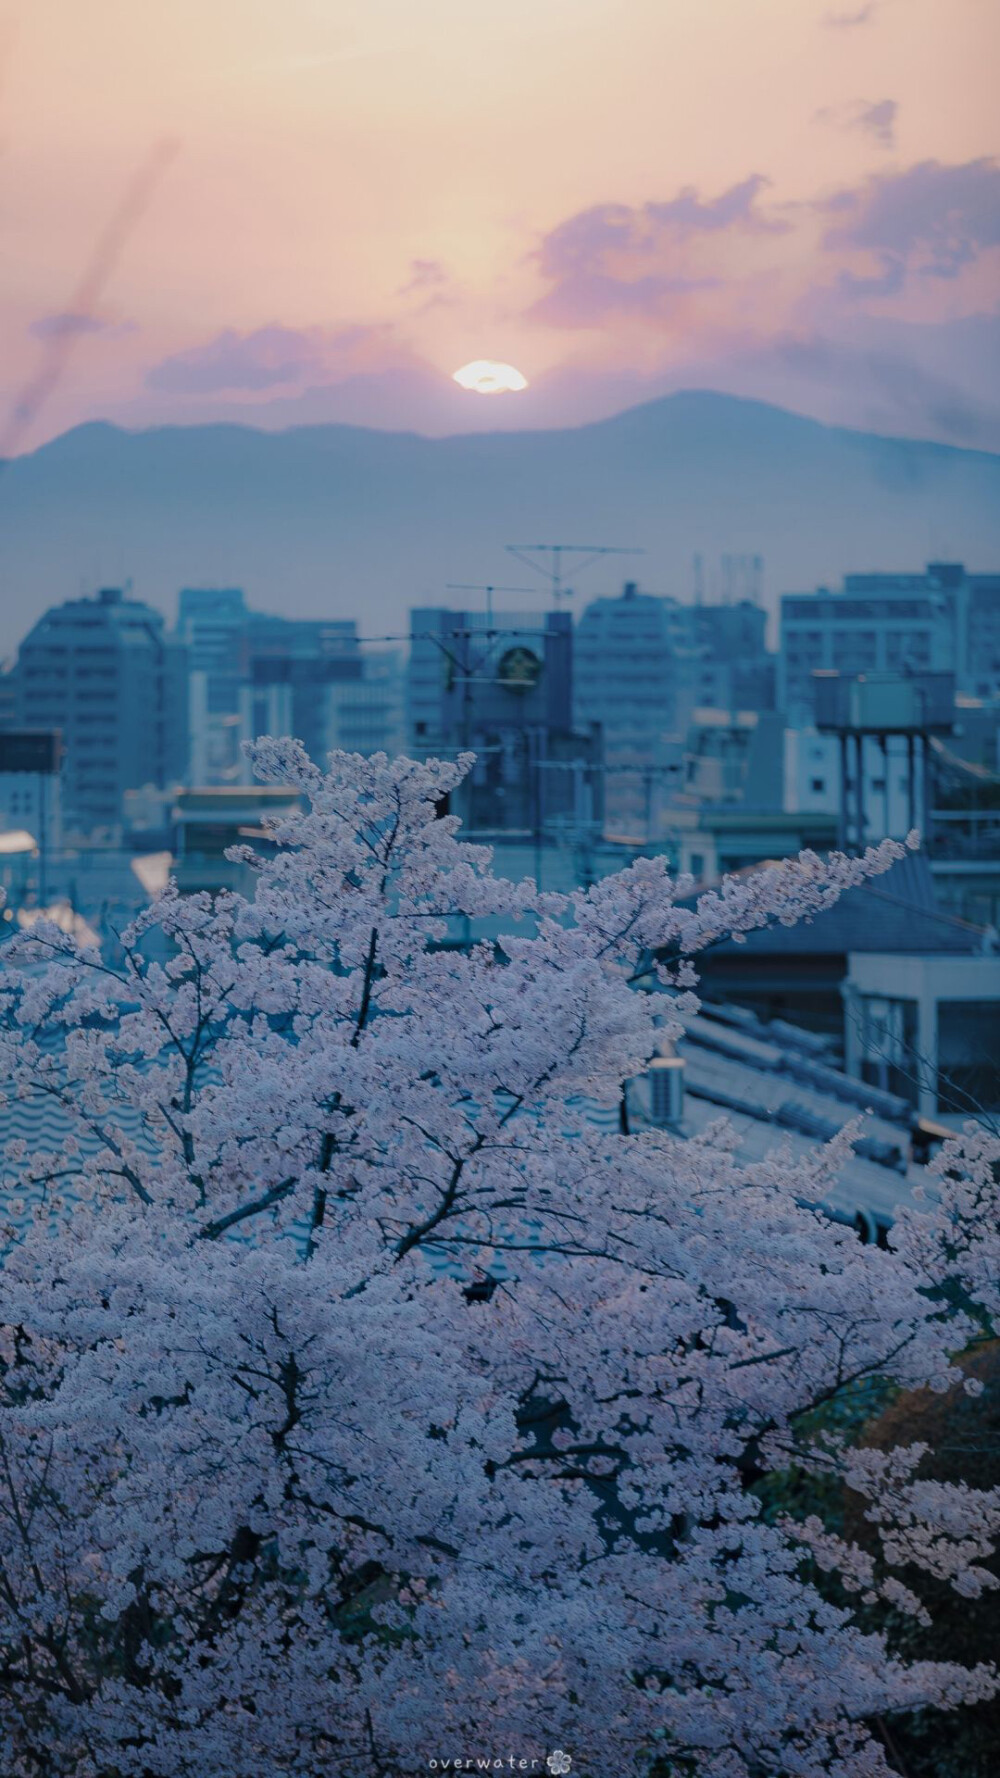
xmin=0 ymin=746 xmax=995 ymax=1777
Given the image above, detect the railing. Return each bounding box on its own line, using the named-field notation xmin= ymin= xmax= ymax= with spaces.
xmin=926 ymin=810 xmax=1000 ymax=860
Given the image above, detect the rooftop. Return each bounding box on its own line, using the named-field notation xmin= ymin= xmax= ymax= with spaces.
xmin=707 ymin=853 xmax=984 ymax=958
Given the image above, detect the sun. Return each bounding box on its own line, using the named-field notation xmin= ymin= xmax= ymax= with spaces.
xmin=452 ymin=360 xmax=529 ymax=395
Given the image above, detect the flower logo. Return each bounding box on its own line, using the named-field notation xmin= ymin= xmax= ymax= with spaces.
xmin=546 ymin=1755 xmax=572 ymax=1775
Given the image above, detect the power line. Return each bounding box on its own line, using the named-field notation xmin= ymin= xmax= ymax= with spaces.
xmin=345 ymin=628 xmax=558 ymax=647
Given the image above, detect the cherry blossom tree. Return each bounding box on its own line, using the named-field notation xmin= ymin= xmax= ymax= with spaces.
xmin=0 ymin=744 xmax=997 ymax=1778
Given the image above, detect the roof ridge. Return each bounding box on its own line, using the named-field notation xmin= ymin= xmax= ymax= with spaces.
xmin=858 ymin=873 xmax=987 ymax=935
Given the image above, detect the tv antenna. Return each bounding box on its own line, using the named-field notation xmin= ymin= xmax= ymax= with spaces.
xmin=504 ymin=542 xmax=644 ymax=608
xmin=446 ymin=583 xmax=537 ymax=628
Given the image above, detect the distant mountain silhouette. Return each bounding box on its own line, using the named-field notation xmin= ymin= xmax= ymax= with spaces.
xmin=2 ymin=391 xmax=998 ymax=652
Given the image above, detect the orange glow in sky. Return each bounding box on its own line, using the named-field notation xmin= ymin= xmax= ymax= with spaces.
xmin=0 ymin=0 xmax=997 ymax=447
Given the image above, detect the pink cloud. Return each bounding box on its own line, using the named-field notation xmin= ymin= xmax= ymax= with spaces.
xmin=397 ymin=258 xmax=449 ymax=295
xmin=526 ymin=159 xmax=1000 ymax=335
xmin=536 ymin=177 xmax=784 ymax=279
xmin=144 ymin=323 xmax=394 ymax=395
xmin=821 ymin=157 xmax=1000 ymax=285
xmin=529 ymin=176 xmax=786 ymax=328
xmin=823 ymin=4 xmax=877 ymax=27
xmin=29 ymin=311 xmax=126 ymax=340
xmin=146 ymin=325 xmax=328 ymax=393
xmin=529 ymin=271 xmax=715 ymax=329
xmin=815 ymin=99 xmax=897 ymax=149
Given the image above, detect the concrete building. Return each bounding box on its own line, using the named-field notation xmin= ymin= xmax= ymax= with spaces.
xmin=323 ymin=651 xmax=406 ymax=758
xmin=680 ymin=709 xmax=784 ymax=808
xmin=0 ymin=730 xmax=62 ymax=906
xmin=178 ymin=588 xmax=246 ymax=698
xmin=573 ymin=583 xmax=692 ymax=836
xmin=844 ymin=950 xmax=1000 ymax=1117
xmin=688 ymin=600 xmax=775 ymax=716
xmin=237 ymin=618 xmax=361 ymax=772
xmin=408 ymin=606 xmax=600 ymax=835
xmin=409 ymin=607 xmax=573 ymax=750
xmin=0 ymin=830 xmax=38 ymax=917
xmin=178 ymin=588 xmax=249 ymax=784
xmin=958 ymin=574 xmax=1000 ymax=702
xmin=573 ymin=585 xmax=775 ymax=839
xmin=779 ymin=563 xmax=1000 ymax=721
xmin=672 ymin=804 xmax=839 ymax=885
xmin=679 ymin=852 xmax=986 ymax=1049
xmin=574 ymin=583 xmax=690 ymax=734
xmin=13 ymin=589 xmax=188 ymax=838
xmin=172 ymin=786 xmax=305 ymax=896
xmin=0 ymin=663 xmax=17 ymax=730
xmin=782 ymin=728 xmax=922 ymax=838
xmin=923 ymin=721 xmax=1000 ymax=928
xmin=180 ymin=591 xmax=364 ymax=782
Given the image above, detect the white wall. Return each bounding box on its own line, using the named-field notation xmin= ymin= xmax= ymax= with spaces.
xmin=783 ymin=728 xmax=918 ymax=837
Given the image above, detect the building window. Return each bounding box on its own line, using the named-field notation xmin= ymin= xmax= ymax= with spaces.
xmin=937 ymin=1001 xmax=1000 ymax=1114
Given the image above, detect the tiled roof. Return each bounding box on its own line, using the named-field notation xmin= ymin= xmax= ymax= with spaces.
xmin=669 ymin=999 xmax=926 ymax=1230
xmin=711 ymin=852 xmax=982 ymax=957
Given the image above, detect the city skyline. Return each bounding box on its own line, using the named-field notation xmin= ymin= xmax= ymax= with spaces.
xmin=1 ymin=0 xmax=998 ymax=451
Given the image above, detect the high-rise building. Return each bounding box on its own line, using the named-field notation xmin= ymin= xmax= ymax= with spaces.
xmin=177 ymin=588 xmax=248 ymax=782
xmin=961 ymin=574 xmax=1000 ymax=701
xmin=239 ymin=615 xmax=363 ymax=769
xmin=178 ymin=591 xmax=366 ymax=780
xmin=13 ymin=589 xmax=188 ymax=838
xmin=573 ymin=584 xmax=775 ymax=838
xmin=0 ymin=662 xmax=17 ymax=731
xmin=778 ymin=563 xmax=1000 ymax=721
xmin=689 ymin=601 xmax=775 ymax=715
xmin=575 ymin=583 xmax=689 ymax=734
xmin=177 ymin=588 xmax=247 ymax=686
xmin=323 ymin=651 xmax=406 ymax=759
xmin=573 ymin=583 xmax=691 ymax=836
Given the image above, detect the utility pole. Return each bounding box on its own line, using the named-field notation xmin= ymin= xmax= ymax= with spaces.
xmin=442 ymin=592 xmax=536 ymax=779
xmin=504 ymin=543 xmax=643 ymax=608
xmin=445 ymin=584 xmax=536 ymax=630
xmin=38 ymin=769 xmax=47 ymax=908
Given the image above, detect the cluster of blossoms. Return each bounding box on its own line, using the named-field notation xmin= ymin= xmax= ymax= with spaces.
xmin=0 ymin=745 xmax=997 ymax=1777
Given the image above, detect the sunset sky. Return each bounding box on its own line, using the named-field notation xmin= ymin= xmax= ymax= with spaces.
xmin=2 ymin=0 xmax=998 ymax=449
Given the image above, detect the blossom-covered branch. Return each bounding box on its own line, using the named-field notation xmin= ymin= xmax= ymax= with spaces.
xmin=0 ymin=747 xmax=995 ymax=1777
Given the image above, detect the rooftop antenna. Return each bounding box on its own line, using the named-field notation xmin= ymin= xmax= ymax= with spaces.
xmin=721 ymin=554 xmax=733 ymax=606
xmin=446 ymin=583 xmax=536 ymax=629
xmin=504 ymin=542 xmax=644 ymax=609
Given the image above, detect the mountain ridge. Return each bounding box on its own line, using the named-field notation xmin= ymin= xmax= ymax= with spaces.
xmin=16 ymin=387 xmax=1000 ymax=461
xmin=2 ymin=390 xmax=998 ymax=653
